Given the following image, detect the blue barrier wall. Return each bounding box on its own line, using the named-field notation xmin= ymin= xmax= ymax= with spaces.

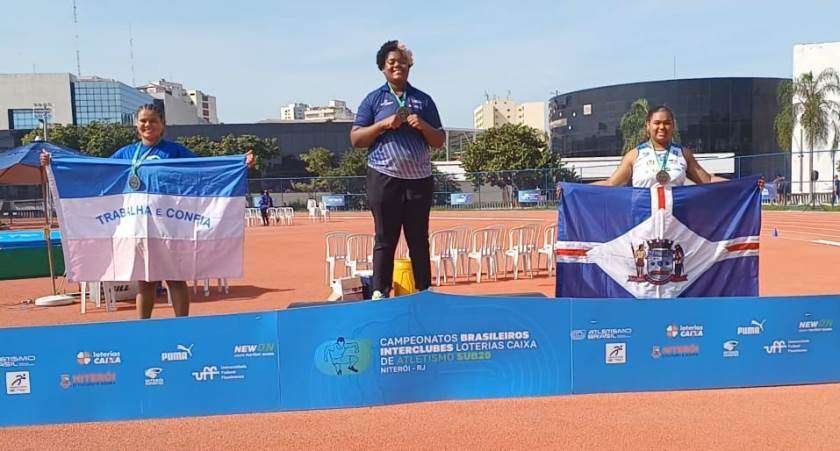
xmin=0 ymin=312 xmax=281 ymax=427
xmin=277 ymin=292 xmax=571 ymax=410
xmin=1 ymin=292 xmax=838 ymax=427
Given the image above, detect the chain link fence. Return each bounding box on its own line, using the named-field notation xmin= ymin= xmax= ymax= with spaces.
xmin=3 ymin=151 xmax=840 ymax=221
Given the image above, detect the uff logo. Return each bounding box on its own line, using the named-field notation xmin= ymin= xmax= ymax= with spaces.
xmin=764 ymin=340 xmax=787 ymax=354
xmin=192 ymin=366 xmax=219 ymax=381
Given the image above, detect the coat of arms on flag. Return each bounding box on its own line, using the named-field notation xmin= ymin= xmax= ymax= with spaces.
xmin=47 ymin=155 xmax=247 ymax=282
xmin=555 ymin=177 xmax=761 ymax=298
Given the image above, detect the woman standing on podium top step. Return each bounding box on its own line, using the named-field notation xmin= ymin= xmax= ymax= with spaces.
xmin=41 ymin=103 xmax=256 ymax=319
xmin=350 ymin=40 xmax=445 ymax=298
xmin=593 ymin=105 xmax=727 ymax=188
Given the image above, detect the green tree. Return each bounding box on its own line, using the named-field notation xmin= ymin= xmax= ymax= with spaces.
xmin=619 ymin=98 xmax=650 ymax=154
xmin=22 ymin=123 xmax=83 ymax=150
xmin=430 ymin=147 xmax=448 ymax=161
xmin=177 ymin=135 xmax=222 ymax=156
xmin=792 ymin=69 xmax=840 ymax=153
xmin=294 ymin=147 xmax=336 ymax=193
xmin=774 ymin=80 xmax=793 ymax=151
xmin=299 ymin=147 xmax=336 ymax=176
xmin=460 ymin=123 xmax=563 ymax=191
xmin=791 ymin=69 xmax=840 ymax=205
xmin=22 ymin=122 xmax=135 ymax=156
xmin=79 ymin=122 xmax=137 ymax=157
xmin=331 ymin=148 xmax=368 ymax=177
xmin=177 ymin=134 xmax=278 ymax=172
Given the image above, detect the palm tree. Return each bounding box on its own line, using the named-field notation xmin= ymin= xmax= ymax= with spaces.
xmin=619 ymin=98 xmax=682 ymax=154
xmin=619 ymin=98 xmax=649 ymax=154
xmin=791 ymin=69 xmax=840 ymax=204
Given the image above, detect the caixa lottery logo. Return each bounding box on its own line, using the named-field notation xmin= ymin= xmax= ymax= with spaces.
xmin=314 ymin=337 xmax=372 ymax=376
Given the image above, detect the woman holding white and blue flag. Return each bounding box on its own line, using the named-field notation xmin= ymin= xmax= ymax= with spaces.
xmin=350 ymin=40 xmax=445 ymax=299
xmin=594 ymin=105 xmax=727 ymax=187
xmin=42 ymin=103 xmax=255 ymax=319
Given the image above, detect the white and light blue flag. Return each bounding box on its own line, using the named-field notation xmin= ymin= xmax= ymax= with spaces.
xmin=47 ymin=155 xmax=247 ymax=282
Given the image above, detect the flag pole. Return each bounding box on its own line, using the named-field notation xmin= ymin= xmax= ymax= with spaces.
xmin=40 ymin=164 xmax=57 ymax=295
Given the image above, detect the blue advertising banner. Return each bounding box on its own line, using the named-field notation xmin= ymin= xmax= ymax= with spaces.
xmin=321 ymin=195 xmax=345 ymax=208
xmin=569 ymin=295 xmax=840 ymax=394
xmin=0 ymin=312 xmax=280 ymax=426
xmin=518 ymin=189 xmax=541 ymax=203
xmin=1 ymin=292 xmax=839 ymax=427
xmin=276 ymin=291 xmax=572 ymax=410
xmin=450 ymin=193 xmax=474 ymax=205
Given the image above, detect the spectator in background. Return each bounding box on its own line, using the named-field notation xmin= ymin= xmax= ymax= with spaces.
xmin=259 ymin=190 xmax=273 ymax=226
xmin=834 ymin=175 xmax=840 ymax=205
xmin=772 ymin=174 xmax=784 ymax=204
xmin=511 ymin=181 xmax=519 ymax=208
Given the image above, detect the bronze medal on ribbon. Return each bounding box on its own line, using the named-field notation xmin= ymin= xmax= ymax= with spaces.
xmin=397 ymin=106 xmax=409 ymax=121
xmin=656 ymin=170 xmax=671 ymax=185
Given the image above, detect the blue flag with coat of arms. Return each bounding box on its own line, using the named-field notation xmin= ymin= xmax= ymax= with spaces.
xmin=555 ymin=177 xmax=761 ymax=298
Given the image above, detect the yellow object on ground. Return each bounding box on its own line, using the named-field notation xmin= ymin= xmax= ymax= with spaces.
xmin=392 ymin=258 xmax=416 ymax=296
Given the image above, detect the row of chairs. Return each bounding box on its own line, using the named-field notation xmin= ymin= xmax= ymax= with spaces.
xmin=430 ymin=224 xmax=558 ymax=284
xmin=79 ymin=279 xmax=230 ymax=314
xmin=324 ymin=223 xmax=558 ymax=286
xmin=246 ymin=207 xmax=295 ymax=227
xmin=307 ymin=200 xmax=331 ymax=222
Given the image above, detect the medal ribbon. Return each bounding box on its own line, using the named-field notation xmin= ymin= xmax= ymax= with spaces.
xmin=130 ymin=142 xmax=155 ymax=180
xmin=388 ymin=83 xmax=407 ymax=109
xmin=650 ymin=141 xmax=671 ymax=173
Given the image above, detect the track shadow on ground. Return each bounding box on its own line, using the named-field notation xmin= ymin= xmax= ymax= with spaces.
xmin=184 ymin=285 xmax=291 ymax=303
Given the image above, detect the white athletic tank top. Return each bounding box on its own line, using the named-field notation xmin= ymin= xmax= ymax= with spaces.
xmin=631 ymin=142 xmax=688 ymax=188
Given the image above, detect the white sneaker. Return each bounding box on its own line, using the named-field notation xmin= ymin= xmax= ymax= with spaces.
xmin=371 ymin=290 xmax=383 ymax=300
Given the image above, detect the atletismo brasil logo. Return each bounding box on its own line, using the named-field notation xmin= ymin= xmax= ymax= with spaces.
xmin=314 ymin=337 xmax=372 ymax=376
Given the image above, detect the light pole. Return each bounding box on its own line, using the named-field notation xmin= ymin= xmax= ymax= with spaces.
xmin=32 ymin=102 xmax=52 ymax=141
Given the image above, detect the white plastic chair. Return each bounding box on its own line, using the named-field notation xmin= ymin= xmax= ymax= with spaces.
xmin=467 ymin=227 xmax=500 ymax=283
xmin=536 ymin=223 xmax=558 ymax=276
xmin=449 ymin=225 xmax=471 ymax=280
xmin=504 ymin=225 xmax=539 ymax=279
xmin=282 ymin=207 xmax=295 ymax=225
xmin=246 ymin=208 xmax=262 ymax=227
xmin=80 ymin=281 xmax=103 ymax=314
xmin=325 ymin=231 xmax=350 ymax=284
xmin=192 ymin=278 xmax=230 ymax=296
xmin=345 ymin=234 xmax=374 ymax=277
xmin=395 ymin=233 xmax=410 ymax=260
xmin=429 ymin=230 xmax=456 ymax=286
xmin=268 ymin=207 xmax=283 ymax=225
xmin=307 ymin=199 xmax=320 ymax=222
xmin=318 ymin=201 xmax=330 ymax=222
xmin=485 ymin=224 xmax=510 ymax=278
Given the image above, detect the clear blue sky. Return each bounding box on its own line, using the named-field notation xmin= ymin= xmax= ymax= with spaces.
xmin=2 ymin=0 xmax=838 ymax=127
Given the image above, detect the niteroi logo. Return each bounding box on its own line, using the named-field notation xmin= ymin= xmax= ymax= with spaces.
xmin=314 ymin=337 xmax=372 ymax=376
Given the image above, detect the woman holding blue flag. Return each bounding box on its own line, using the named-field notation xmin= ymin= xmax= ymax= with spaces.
xmin=350 ymin=40 xmax=445 ymax=299
xmin=594 ymin=105 xmax=727 ymax=187
xmin=42 ymin=103 xmax=255 ymax=319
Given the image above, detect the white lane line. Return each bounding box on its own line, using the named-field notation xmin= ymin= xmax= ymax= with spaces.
xmin=328 ymin=215 xmax=547 ymax=222
xmin=812 ymin=239 xmax=840 ymax=247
